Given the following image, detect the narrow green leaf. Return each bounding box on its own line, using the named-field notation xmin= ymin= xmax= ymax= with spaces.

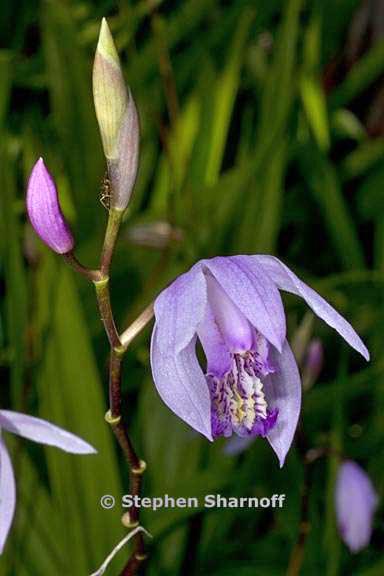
xmin=330 ymin=39 xmax=384 ymax=109
xmin=341 ymin=138 xmax=384 ymax=180
xmin=300 ymin=75 xmax=330 ymax=151
xmin=204 ymin=9 xmax=254 ymax=187
xmin=298 ymin=149 xmax=364 ymax=269
xmin=0 ymin=147 xmax=28 ymax=405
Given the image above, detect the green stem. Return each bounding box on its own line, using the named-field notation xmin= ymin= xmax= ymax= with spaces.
xmin=100 ymin=208 xmax=124 ymax=276
xmin=105 ymin=347 xmax=147 ymax=574
xmin=94 ymin=277 xmax=122 ymax=351
xmin=63 ymin=251 xmax=101 ymax=282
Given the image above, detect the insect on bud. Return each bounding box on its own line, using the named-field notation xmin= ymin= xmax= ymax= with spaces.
xmin=93 ymin=18 xmax=139 ymax=210
xmin=26 ymin=158 xmax=75 ymax=254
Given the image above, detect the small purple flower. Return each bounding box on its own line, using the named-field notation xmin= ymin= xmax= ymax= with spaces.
xmin=150 ymin=256 xmax=369 ymax=465
xmin=0 ymin=410 xmax=96 ymax=553
xmin=335 ymin=460 xmax=378 ymax=552
xmin=26 ymin=158 xmax=74 ymax=254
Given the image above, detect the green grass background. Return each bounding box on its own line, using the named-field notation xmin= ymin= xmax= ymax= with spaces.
xmin=0 ymin=0 xmax=383 ymax=574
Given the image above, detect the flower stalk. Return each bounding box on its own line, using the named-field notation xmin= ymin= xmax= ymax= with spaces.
xmin=26 ymin=17 xmax=148 ymax=574
xmin=120 ymin=303 xmax=154 ymax=348
xmin=98 ymin=208 xmax=150 ymax=572
xmin=63 ymin=211 xmax=148 ymax=513
xmin=94 ymin=278 xmax=122 ymax=351
xmin=62 ymin=206 xmax=151 ymax=574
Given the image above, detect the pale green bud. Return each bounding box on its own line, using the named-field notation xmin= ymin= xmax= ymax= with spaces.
xmin=93 ymin=18 xmax=139 ymax=210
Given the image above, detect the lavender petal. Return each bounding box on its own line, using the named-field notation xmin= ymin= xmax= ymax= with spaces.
xmin=197 ymin=304 xmax=232 ymax=377
xmin=150 ymin=327 xmax=212 ymax=440
xmin=203 ymin=256 xmax=286 ymax=351
xmin=0 ymin=436 xmax=16 ymax=554
xmin=265 ymin=340 xmax=301 ymax=467
xmin=204 ymin=274 xmax=254 ymax=352
xmin=255 ymin=255 xmax=369 ymax=360
xmin=0 ymin=411 xmax=97 ymax=454
xmin=154 ymin=263 xmax=207 ymax=355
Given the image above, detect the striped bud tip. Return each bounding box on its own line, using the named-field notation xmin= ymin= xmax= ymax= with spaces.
xmin=93 ymin=18 xmax=139 ymax=210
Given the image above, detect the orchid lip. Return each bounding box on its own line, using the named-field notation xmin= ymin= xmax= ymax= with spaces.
xmin=206 ymin=346 xmax=278 ymax=441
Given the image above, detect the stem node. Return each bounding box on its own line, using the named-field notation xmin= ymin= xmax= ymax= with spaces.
xmin=132 ymin=460 xmax=147 ymax=475
xmin=122 ymin=513 xmax=139 ymax=529
xmin=105 ymin=410 xmax=122 ymax=425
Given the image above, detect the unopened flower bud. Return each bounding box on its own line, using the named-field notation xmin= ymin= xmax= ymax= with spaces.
xmin=335 ymin=461 xmax=378 ymax=553
xmin=93 ymin=18 xmax=139 ymax=210
xmin=302 ymin=338 xmax=324 ymax=390
xmin=26 ymin=158 xmax=74 ymax=254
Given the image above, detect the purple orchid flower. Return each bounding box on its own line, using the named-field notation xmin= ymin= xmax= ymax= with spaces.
xmin=150 ymin=256 xmax=369 ymax=466
xmin=0 ymin=410 xmax=96 ymax=553
xmin=335 ymin=460 xmax=378 ymax=552
xmin=26 ymin=158 xmax=74 ymax=254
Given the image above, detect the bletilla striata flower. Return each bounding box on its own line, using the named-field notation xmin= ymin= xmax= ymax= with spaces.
xmin=335 ymin=461 xmax=378 ymax=552
xmin=150 ymin=256 xmax=369 ymax=466
xmin=26 ymin=158 xmax=74 ymax=254
xmin=0 ymin=410 xmax=96 ymax=553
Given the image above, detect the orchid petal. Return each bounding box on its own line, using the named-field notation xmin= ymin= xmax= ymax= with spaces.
xmin=154 ymin=263 xmax=207 ymax=355
xmin=197 ymin=303 xmax=233 ymax=377
xmin=0 ymin=435 xmax=16 ymax=554
xmin=335 ymin=461 xmax=378 ymax=553
xmin=0 ymin=411 xmax=96 ymax=454
xmin=265 ymin=340 xmax=301 ymax=467
xmin=255 ymin=255 xmax=369 ymax=361
xmin=150 ymin=327 xmax=212 ymax=440
xmin=203 ymin=256 xmax=286 ymax=351
xmin=204 ymin=274 xmax=254 ymax=352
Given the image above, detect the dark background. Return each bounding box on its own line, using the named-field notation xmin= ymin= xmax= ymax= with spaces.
xmin=0 ymin=0 xmax=383 ymax=574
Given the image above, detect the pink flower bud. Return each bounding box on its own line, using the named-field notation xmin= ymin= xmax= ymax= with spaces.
xmin=26 ymin=158 xmax=74 ymax=254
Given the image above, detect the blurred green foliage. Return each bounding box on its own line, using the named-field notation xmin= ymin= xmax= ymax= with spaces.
xmin=0 ymin=0 xmax=383 ymax=574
